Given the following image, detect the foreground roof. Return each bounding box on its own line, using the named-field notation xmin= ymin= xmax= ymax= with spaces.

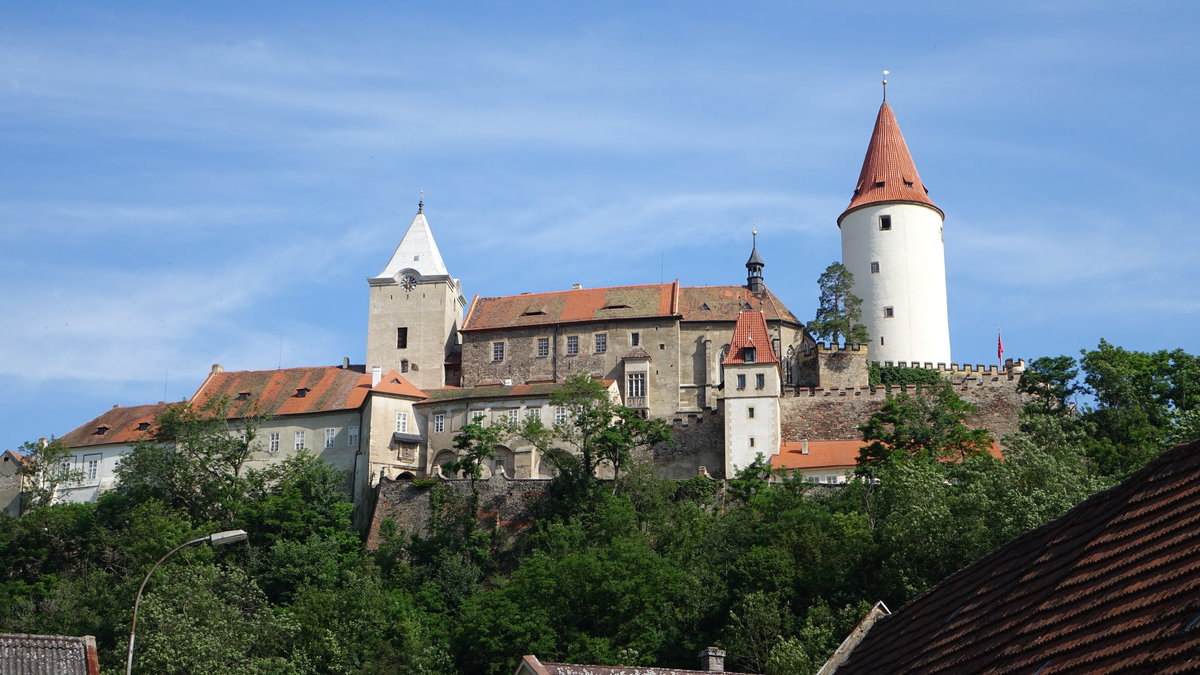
xmin=829 ymin=439 xmax=1200 ymax=674
xmin=191 ymin=366 xmax=423 ymax=418
xmin=515 ymin=654 xmax=758 ymax=674
xmin=773 ymin=440 xmax=865 ymax=471
xmin=59 ymin=403 xmax=170 ymax=449
xmin=840 ymin=102 xmax=941 ymax=222
xmin=0 ymin=633 xmax=100 ymax=675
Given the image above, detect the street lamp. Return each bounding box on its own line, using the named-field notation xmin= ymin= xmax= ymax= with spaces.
xmin=125 ymin=529 xmax=249 ymax=675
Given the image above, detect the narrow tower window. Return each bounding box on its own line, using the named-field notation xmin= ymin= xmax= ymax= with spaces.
xmin=884 ymin=307 xmax=895 ymax=318
xmin=870 ymin=261 xmax=880 ymax=274
xmin=879 ymin=215 xmax=892 ymax=230
xmin=396 ymin=327 xmax=408 ymax=349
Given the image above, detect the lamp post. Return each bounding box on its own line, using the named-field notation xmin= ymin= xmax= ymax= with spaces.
xmin=125 ymin=529 xmax=248 ymax=675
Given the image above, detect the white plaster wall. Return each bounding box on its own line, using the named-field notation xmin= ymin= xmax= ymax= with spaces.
xmin=840 ymin=203 xmax=950 ymax=365
xmin=722 ymin=363 xmax=781 ymax=476
xmin=56 ymin=443 xmax=133 ymax=504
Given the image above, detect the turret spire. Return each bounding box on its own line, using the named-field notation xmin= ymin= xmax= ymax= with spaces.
xmin=745 ymin=229 xmax=764 ymax=293
xmin=839 ymin=101 xmax=942 ymax=223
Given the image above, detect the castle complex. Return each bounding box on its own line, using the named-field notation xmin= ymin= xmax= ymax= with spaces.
xmin=51 ymin=97 xmax=1025 ymax=512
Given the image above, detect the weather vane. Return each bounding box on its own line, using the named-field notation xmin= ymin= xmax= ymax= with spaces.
xmin=882 ymin=69 xmax=890 ymax=102
xmin=418 ymin=189 xmax=424 ymax=213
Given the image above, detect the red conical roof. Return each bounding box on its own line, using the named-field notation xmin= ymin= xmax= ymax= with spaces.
xmin=839 ymin=102 xmax=942 ymax=223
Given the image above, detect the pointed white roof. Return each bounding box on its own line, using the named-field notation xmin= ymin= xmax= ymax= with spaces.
xmin=372 ymin=205 xmax=450 ymax=281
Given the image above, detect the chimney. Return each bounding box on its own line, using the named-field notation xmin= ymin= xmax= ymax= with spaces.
xmin=801 ymin=439 xmax=809 ymax=455
xmin=342 ymin=356 xmax=350 ymax=369
xmin=211 ymin=364 xmax=224 ymax=373
xmin=371 ymin=366 xmax=382 ymax=387
xmin=571 ymin=283 xmax=583 ymax=290
xmin=698 ymin=646 xmax=725 ymax=672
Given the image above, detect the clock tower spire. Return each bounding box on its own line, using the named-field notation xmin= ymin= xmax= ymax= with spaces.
xmin=366 ymin=199 xmax=465 ymax=390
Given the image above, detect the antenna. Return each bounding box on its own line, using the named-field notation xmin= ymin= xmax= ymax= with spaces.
xmin=418 ymin=189 xmax=424 ymax=214
xmin=882 ymin=69 xmax=890 ymax=102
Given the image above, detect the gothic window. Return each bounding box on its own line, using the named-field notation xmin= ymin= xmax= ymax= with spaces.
xmin=785 ymin=345 xmax=796 ymax=385
xmin=719 ymin=344 xmax=730 ymax=385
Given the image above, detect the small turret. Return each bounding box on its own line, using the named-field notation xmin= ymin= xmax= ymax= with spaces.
xmin=746 ymin=230 xmax=764 ymax=293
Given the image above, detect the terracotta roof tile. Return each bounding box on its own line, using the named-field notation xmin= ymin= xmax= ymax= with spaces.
xmin=723 ymin=311 xmax=779 ymax=365
xmin=463 ymin=282 xmax=679 ymax=332
xmin=59 ymin=403 xmax=171 ymax=449
xmin=678 ymin=285 xmax=800 ymax=324
xmin=831 ymin=440 xmax=1200 ymax=674
xmin=519 ymin=654 xmax=760 ymax=674
xmin=840 ymin=102 xmax=942 ymax=222
xmin=191 ymin=367 xmax=378 ymax=418
xmin=372 ymin=370 xmax=428 ymax=399
xmin=773 ymin=440 xmax=864 ymax=470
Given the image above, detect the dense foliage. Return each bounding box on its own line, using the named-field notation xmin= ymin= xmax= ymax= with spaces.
xmin=808 ymin=262 xmax=869 ymax=346
xmin=0 ymin=342 xmax=1192 ymax=673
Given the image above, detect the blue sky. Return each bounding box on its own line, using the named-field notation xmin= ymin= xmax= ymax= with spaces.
xmin=3 ymin=2 xmax=1199 ymax=451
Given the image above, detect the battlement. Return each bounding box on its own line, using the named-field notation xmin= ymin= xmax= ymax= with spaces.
xmin=800 ymin=342 xmax=869 ymax=356
xmin=872 ymin=358 xmax=1027 ymax=377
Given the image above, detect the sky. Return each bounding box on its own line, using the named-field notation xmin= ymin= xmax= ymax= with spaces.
xmin=3 ymin=1 xmax=1199 ymax=451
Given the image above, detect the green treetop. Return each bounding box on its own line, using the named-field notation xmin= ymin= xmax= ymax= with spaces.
xmin=808 ymin=262 xmax=869 ymax=346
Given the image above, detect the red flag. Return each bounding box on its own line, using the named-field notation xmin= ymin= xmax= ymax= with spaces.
xmin=997 ymin=330 xmax=1004 ymax=363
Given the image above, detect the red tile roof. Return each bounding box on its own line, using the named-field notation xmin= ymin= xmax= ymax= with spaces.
xmin=462 ymin=282 xmax=679 ymax=332
xmin=191 ymin=366 xmax=423 ymax=419
xmin=723 ymin=311 xmax=779 ymax=364
xmin=59 ymin=403 xmax=171 ymax=449
xmin=773 ymin=440 xmax=864 ymax=470
xmin=840 ymin=102 xmax=942 ymax=223
xmin=517 ymin=654 xmax=759 ymax=675
xmin=830 ymin=440 xmax=1200 ymax=674
xmin=461 ymin=282 xmax=802 ymax=332
xmin=678 ymin=285 xmax=800 ymax=323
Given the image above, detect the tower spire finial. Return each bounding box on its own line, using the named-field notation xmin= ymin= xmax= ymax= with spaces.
xmin=882 ymin=69 xmax=889 ymax=103
xmin=418 ymin=189 xmax=424 ymax=214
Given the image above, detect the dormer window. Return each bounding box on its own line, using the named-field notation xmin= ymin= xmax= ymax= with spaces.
xmin=744 ymin=347 xmax=756 ymax=363
xmin=700 ymin=303 xmax=710 ymax=311
xmin=236 ymin=391 xmax=251 ymax=401
xmin=137 ymin=422 xmax=151 ymax=431
xmin=904 ymin=180 xmax=914 ymax=188
xmin=520 ymin=309 xmax=547 ymax=317
xmin=94 ymin=426 xmax=110 ymax=436
xmin=600 ymin=304 xmax=631 ymax=310
xmin=874 ymin=181 xmax=885 ymax=188
xmin=295 ymin=387 xmax=310 ymax=398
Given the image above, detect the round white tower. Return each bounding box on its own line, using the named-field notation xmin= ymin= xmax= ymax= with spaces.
xmin=838 ymin=100 xmax=951 ymax=366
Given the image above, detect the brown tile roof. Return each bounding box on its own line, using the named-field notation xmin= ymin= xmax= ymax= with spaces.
xmin=678 ymin=285 xmax=800 ymax=324
xmin=192 ymin=366 xmax=422 ymax=419
xmin=420 ymin=379 xmax=616 ymax=405
xmin=723 ymin=311 xmax=779 ymax=365
xmin=517 ymin=654 xmax=759 ymax=674
xmin=59 ymin=403 xmax=170 ymax=449
xmin=830 ymin=440 xmax=1200 ymax=675
xmin=840 ymin=102 xmax=942 ymax=223
xmin=773 ymin=440 xmax=864 ymax=470
xmin=462 ymin=282 xmax=680 ymax=332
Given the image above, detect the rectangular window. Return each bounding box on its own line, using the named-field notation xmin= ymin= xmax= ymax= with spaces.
xmin=83 ymin=454 xmax=101 ymax=484
xmin=627 ymin=372 xmax=646 ymax=398
xmin=492 ymin=342 xmax=505 ymax=361
xmin=507 ymin=409 xmax=519 ymax=425
xmin=748 ymin=406 xmax=755 ymax=419
xmin=555 ymin=406 xmax=568 ymax=424
xmin=884 ymin=306 xmax=895 ymax=318
xmin=756 ymin=373 xmax=765 ymax=389
xmin=744 ymin=347 xmax=756 ymax=363
xmin=870 ymin=261 xmax=880 ymax=273
xmin=566 ymin=336 xmax=579 ymax=355
xmin=537 ymin=337 xmax=550 ymax=357
xmin=396 ymin=412 xmax=408 ymax=433
xmin=594 ymin=333 xmax=607 ymax=354
xmin=631 ymin=331 xmax=640 ymax=346
xmin=433 ymin=414 xmax=445 ymax=433
xmin=269 ymin=432 xmax=280 ymax=453
xmin=526 ymin=407 xmax=541 ymax=422
xmin=396 ymin=327 xmax=408 ymax=349
xmin=294 ymin=430 xmax=305 ymax=451
xmin=324 ymin=428 xmax=336 ymax=449
xmin=737 ymin=374 xmax=746 ymax=390
xmin=880 ymin=336 xmax=886 ymax=346
xmin=347 ymin=426 xmax=359 ymax=447
xmin=749 ymin=437 xmax=756 ymax=447
xmin=879 ymin=215 xmax=892 ymax=230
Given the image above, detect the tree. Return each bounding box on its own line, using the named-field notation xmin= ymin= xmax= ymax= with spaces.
xmin=444 ymin=415 xmax=504 ymax=500
xmin=14 ymin=437 xmax=82 ymax=511
xmin=808 ymin=262 xmax=868 ymax=346
xmin=857 ymin=383 xmax=993 ymax=469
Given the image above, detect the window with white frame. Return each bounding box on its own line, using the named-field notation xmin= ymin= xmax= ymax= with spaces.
xmin=526 ymin=407 xmax=541 ymax=422
xmin=347 ymin=426 xmax=359 ymax=447
xmin=630 ymin=331 xmax=640 ymax=346
xmin=324 ymin=428 xmax=336 ymax=448
xmin=555 ymin=406 xmax=568 ymax=424
xmin=507 ymin=409 xmax=519 ymax=425
xmin=566 ymin=335 xmax=579 ymax=355
xmin=627 ymin=372 xmax=646 ymax=398
xmin=594 ymin=333 xmax=607 ymax=354
xmin=433 ymin=414 xmax=445 ymax=433
xmin=492 ymin=341 xmax=505 ymax=361
xmin=269 ymin=432 xmax=280 ymax=453
xmin=294 ymin=430 xmax=305 ymax=451
xmin=83 ymin=454 xmax=101 ymax=484
xmin=396 ymin=411 xmax=408 ymax=433
xmin=537 ymin=337 xmax=550 ymax=357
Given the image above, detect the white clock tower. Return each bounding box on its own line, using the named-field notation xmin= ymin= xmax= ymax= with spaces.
xmin=838 ymin=98 xmax=951 ymax=366
xmin=366 ymin=200 xmax=466 ymax=390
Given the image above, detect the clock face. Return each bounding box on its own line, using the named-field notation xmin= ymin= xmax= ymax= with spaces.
xmin=401 ymin=275 xmax=417 ymax=291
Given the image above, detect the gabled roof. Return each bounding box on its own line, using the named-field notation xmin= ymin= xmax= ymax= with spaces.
xmin=723 ymin=311 xmax=779 ymax=365
xmin=191 ymin=366 xmax=423 ymax=419
xmin=462 ymin=282 xmax=680 ymax=332
xmin=829 ymin=440 xmax=1200 ymax=674
xmin=419 ymin=379 xmax=616 ymax=405
xmin=678 ymin=285 xmax=799 ymax=324
xmin=369 ymin=204 xmax=451 ymax=282
xmin=59 ymin=403 xmax=170 ymax=449
xmin=773 ymin=440 xmax=865 ymax=471
xmin=840 ymin=102 xmax=942 ymax=223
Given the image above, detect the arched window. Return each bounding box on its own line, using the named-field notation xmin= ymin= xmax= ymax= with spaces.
xmin=718 ymin=344 xmax=730 ymax=385
xmin=433 ymin=450 xmax=457 ymax=477
xmin=785 ymin=345 xmax=796 ymax=385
